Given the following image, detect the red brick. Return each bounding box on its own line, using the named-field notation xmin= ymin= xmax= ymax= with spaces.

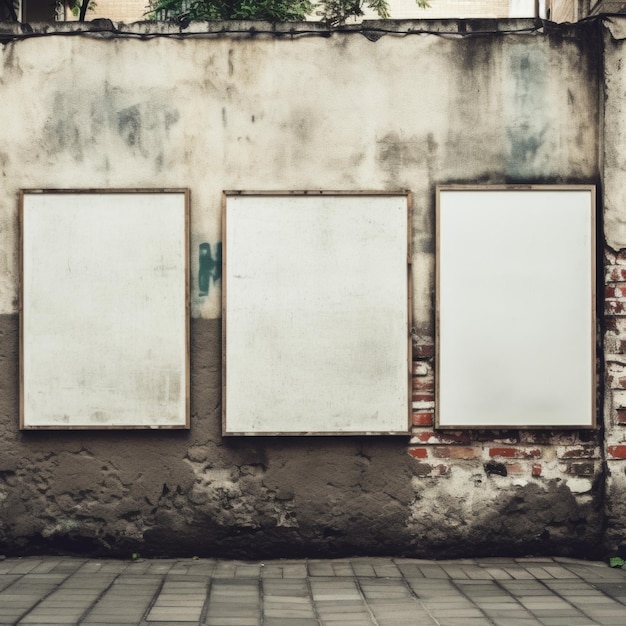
xmin=408 ymin=447 xmax=428 ymax=459
xmin=608 ymin=318 xmax=626 ymax=333
xmin=415 ymin=344 xmax=434 ymax=358
xmin=412 ymin=362 xmax=431 ymax=376
xmin=412 ymin=412 xmax=433 ymax=426
xmin=431 ymin=446 xmax=480 ymax=459
xmin=606 ymin=363 xmax=626 ymax=389
xmin=558 ymin=445 xmax=598 ymax=459
xmin=532 ymin=463 xmax=542 ymax=477
xmin=607 ymin=374 xmax=622 ymax=389
xmin=412 ymin=377 xmax=434 ymax=392
xmin=616 ymin=408 xmax=626 ymax=425
xmin=608 ymin=445 xmax=626 ymax=459
xmin=489 ymin=447 xmax=541 ymax=459
xmin=564 ymin=461 xmax=596 ymax=476
xmin=505 ymin=462 xmax=524 ymax=474
xmin=519 ymin=431 xmax=577 ymax=445
xmin=412 ymin=393 xmax=435 ymax=402
xmin=606 ymin=372 xmax=626 ymax=389
xmin=606 ymin=301 xmax=626 ymax=316
xmin=415 ymin=431 xmax=471 ymax=444
xmin=412 ymin=462 xmax=449 ymax=477
xmin=431 ymin=463 xmax=449 ymax=476
xmin=614 ymin=249 xmax=626 ymax=264
xmin=605 ymin=266 xmax=626 ymax=281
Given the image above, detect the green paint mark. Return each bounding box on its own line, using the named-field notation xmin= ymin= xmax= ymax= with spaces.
xmin=198 ymin=242 xmax=221 ymax=297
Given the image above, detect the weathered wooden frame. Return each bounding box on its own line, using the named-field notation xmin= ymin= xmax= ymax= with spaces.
xmin=436 ymin=185 xmax=597 ymax=430
xmin=222 ymin=191 xmax=412 ymax=436
xmin=20 ymin=189 xmax=190 ymax=430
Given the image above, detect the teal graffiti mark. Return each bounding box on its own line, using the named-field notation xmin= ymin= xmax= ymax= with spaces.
xmin=198 ymin=243 xmax=222 ymax=296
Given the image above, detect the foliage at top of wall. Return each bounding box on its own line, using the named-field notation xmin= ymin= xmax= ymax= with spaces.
xmin=146 ymin=0 xmax=429 ymax=26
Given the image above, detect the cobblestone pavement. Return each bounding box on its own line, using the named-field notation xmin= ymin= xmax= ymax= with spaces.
xmin=0 ymin=556 xmax=625 ymax=625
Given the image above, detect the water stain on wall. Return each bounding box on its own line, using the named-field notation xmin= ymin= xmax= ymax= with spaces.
xmin=376 ymin=131 xmax=438 ymax=187
xmin=506 ymin=47 xmax=549 ymax=178
xmin=43 ymin=89 xmax=180 ymax=168
xmin=117 ymin=105 xmax=142 ymax=147
xmin=116 ymin=103 xmax=180 ymax=160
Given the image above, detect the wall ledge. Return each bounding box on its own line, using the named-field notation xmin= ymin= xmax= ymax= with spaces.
xmin=0 ymin=17 xmax=586 ymax=42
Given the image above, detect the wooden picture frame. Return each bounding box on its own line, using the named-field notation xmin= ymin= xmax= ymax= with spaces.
xmin=436 ymin=185 xmax=596 ymax=430
xmin=222 ymin=191 xmax=412 ymax=436
xmin=20 ymin=189 xmax=190 ymax=430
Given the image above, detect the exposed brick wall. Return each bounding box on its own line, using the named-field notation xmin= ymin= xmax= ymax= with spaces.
xmin=604 ymin=247 xmax=626 ymax=459
xmin=602 ymin=247 xmax=626 ymax=554
xmin=605 ymin=248 xmax=626 ymax=442
xmin=409 ymin=342 xmax=603 ymax=488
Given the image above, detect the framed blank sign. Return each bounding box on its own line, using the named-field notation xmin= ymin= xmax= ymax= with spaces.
xmin=436 ymin=185 xmax=596 ymax=429
xmin=20 ymin=189 xmax=189 ymax=429
xmin=223 ymin=191 xmax=411 ymax=436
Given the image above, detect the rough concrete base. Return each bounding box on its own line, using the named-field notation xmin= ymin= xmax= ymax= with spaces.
xmin=0 ymin=316 xmax=606 ymax=558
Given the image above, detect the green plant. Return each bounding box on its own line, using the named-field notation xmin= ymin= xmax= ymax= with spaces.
xmin=147 ymin=0 xmax=430 ymax=25
xmin=67 ymin=0 xmax=96 ymax=20
xmin=609 ymin=556 xmax=626 ymax=570
xmin=149 ymin=0 xmax=314 ymax=21
xmin=316 ymin=0 xmax=429 ymax=26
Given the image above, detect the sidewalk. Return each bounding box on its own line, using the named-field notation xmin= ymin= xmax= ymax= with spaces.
xmin=1 ymin=556 xmax=625 ymax=625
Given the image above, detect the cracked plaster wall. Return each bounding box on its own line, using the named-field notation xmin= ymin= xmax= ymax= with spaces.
xmin=0 ymin=18 xmax=613 ymax=557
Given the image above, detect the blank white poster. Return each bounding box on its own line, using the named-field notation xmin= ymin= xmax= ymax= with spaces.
xmin=437 ymin=186 xmax=595 ymax=429
xmin=223 ymin=192 xmax=411 ymax=435
xmin=21 ymin=190 xmax=189 ymax=429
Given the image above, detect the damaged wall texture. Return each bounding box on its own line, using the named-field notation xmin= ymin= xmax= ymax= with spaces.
xmin=0 ymin=17 xmax=617 ymax=558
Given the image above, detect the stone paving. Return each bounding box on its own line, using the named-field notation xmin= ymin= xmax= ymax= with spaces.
xmin=0 ymin=556 xmax=625 ymax=625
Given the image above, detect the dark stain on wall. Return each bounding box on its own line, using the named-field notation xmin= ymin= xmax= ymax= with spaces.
xmin=409 ymin=479 xmax=604 ymax=560
xmin=507 ymin=125 xmax=547 ymax=169
xmin=1 ymin=41 xmax=22 ymax=76
xmin=505 ymin=46 xmax=549 ymax=178
xmin=0 ymin=315 xmax=606 ymax=559
xmin=116 ymin=102 xmax=181 ymax=160
xmin=0 ymin=152 xmax=9 ymax=179
xmin=43 ymin=89 xmax=180 ymax=167
xmin=228 ymin=49 xmax=234 ymax=77
xmin=118 ymin=105 xmax=142 ymax=147
xmin=376 ymin=131 xmax=438 ymax=187
xmin=45 ymin=92 xmax=85 ymax=161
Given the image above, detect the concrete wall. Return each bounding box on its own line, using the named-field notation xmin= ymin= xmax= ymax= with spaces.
xmin=601 ymin=15 xmax=626 ymax=558
xmin=0 ymin=17 xmax=611 ymax=558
